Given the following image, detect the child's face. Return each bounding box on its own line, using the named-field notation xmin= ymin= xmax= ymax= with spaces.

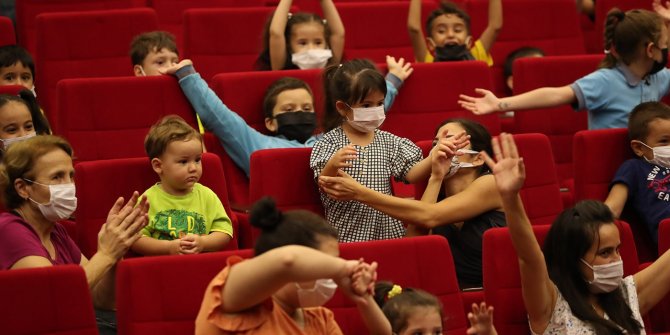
xmin=337 ymin=90 xmax=385 ymax=119
xmin=289 ymin=21 xmax=327 ymax=54
xmin=399 ymin=306 xmax=443 ymax=335
xmin=0 ymin=61 xmax=34 ymax=89
xmin=634 ymin=117 xmax=670 ymax=160
xmin=0 ymin=101 xmax=35 ymax=139
xmin=265 ymin=88 xmax=315 ymax=132
xmin=154 ymin=137 xmax=203 ymax=196
xmin=135 ymin=47 xmax=179 ymax=76
xmin=506 ymin=52 xmax=544 ymax=91
xmin=429 ymin=14 xmax=471 ymax=50
xmin=578 ymin=223 xmax=621 ymax=283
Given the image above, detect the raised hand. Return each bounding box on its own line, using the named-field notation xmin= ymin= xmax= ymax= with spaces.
xmin=458 ymin=88 xmax=501 ymax=115
xmin=481 ymin=133 xmax=525 ymax=197
xmin=159 ymin=59 xmax=193 ymax=75
xmin=653 ymin=0 xmax=670 ymax=21
xmin=386 ymin=55 xmax=414 ymax=82
xmin=97 ymin=192 xmax=149 ymax=260
xmin=466 ymin=302 xmax=497 ymax=335
xmin=431 ymin=128 xmax=470 ymax=179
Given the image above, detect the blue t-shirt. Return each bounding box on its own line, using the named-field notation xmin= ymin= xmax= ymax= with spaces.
xmin=611 ymin=158 xmax=670 ymax=243
xmin=571 ymin=65 xmax=670 ymax=130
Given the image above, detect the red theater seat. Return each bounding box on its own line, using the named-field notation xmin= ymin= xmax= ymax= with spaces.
xmin=0 ymin=265 xmax=98 ymax=335
xmin=56 ymin=75 xmax=197 ymax=160
xmin=0 ymin=16 xmax=16 ymax=46
xmin=74 ymin=153 xmax=239 ymax=258
xmin=35 ymin=8 xmax=159 ymax=117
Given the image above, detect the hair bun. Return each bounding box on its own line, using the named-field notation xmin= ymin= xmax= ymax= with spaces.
xmin=250 ymin=197 xmax=283 ymax=231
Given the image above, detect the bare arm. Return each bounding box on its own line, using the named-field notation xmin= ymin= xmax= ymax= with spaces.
xmin=634 ymin=246 xmax=670 ymax=314
xmin=405 ymin=156 xmax=432 ymax=184
xmin=269 ymin=0 xmax=293 ymax=70
xmin=320 ymin=145 xmax=357 ymax=178
xmin=407 ymin=0 xmax=428 ymax=62
xmin=458 ymin=86 xmax=577 ymax=115
xmin=179 ymin=232 xmax=232 ymax=254
xmin=604 ymin=183 xmax=628 ymax=219
xmin=131 ymin=237 xmax=181 ymax=256
xmin=477 ymin=0 xmax=503 ymax=53
xmin=321 ymin=0 xmax=345 ymax=65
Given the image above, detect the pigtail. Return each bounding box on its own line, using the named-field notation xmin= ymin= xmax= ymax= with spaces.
xmin=373 ymin=281 xmax=397 ymax=308
xmin=17 ymin=89 xmax=51 ymax=135
xmin=322 ymin=63 xmax=343 ymax=132
xmin=601 ymin=8 xmax=625 ymax=68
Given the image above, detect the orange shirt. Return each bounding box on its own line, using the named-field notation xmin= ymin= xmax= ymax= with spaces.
xmin=195 ymin=256 xmax=343 ymax=335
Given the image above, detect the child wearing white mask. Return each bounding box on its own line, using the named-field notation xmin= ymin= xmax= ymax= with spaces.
xmin=606 ymin=101 xmax=670 ymax=245
xmin=0 ymin=91 xmax=51 ymax=151
xmin=310 ymin=59 xmax=440 ymax=242
xmin=195 ymin=197 xmax=390 ymax=335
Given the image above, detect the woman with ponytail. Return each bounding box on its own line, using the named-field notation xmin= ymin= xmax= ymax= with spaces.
xmin=459 ymin=0 xmax=670 ymax=130
xmin=194 ymin=197 xmax=391 ymax=335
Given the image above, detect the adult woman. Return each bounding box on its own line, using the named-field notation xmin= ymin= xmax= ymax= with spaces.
xmin=0 ymin=135 xmax=148 ymax=332
xmin=486 ymin=133 xmax=670 ymax=334
xmin=319 ymin=119 xmax=505 ymax=288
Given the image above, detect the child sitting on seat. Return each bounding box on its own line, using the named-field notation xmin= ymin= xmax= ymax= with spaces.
xmin=130 ymin=31 xmax=179 ymax=77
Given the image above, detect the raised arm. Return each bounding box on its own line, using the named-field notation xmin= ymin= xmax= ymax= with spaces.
xmin=477 ymin=0 xmax=503 ymax=53
xmin=458 ymin=86 xmax=576 ymax=115
xmin=634 ymin=233 xmax=670 ymax=314
xmin=604 ymin=183 xmax=628 ymax=219
xmin=482 ymin=133 xmax=556 ymax=334
xmin=269 ymin=0 xmax=293 ymax=70
xmin=321 ymin=0 xmax=345 ymax=65
xmin=407 ymin=0 xmax=429 ymax=62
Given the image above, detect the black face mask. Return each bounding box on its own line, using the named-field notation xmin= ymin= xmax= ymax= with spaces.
xmin=649 ymin=47 xmax=669 ymax=75
xmin=275 ymin=112 xmax=317 ymax=143
xmin=435 ymin=44 xmax=475 ymax=62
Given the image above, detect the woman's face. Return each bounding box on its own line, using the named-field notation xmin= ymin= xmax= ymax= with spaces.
xmin=19 ymin=148 xmax=74 ymax=206
xmin=435 ymin=122 xmax=479 ymax=165
xmin=0 ymin=101 xmax=35 ymax=139
xmin=578 ymin=223 xmax=622 ymax=282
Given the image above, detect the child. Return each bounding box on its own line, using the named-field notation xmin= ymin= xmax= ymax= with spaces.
xmin=606 ymin=101 xmax=670 ymax=245
xmin=459 ymin=3 xmax=670 ymax=130
xmin=310 ymin=59 xmax=436 ymax=242
xmin=374 ymin=281 xmax=497 ymax=335
xmin=503 ymin=46 xmax=545 ymax=93
xmin=131 ymin=116 xmax=233 ymax=255
xmin=0 ymin=91 xmax=50 ymax=149
xmin=0 ymin=45 xmax=36 ymax=96
xmin=129 ymin=31 xmax=179 ymax=77
xmin=255 ymin=0 xmax=344 ymax=71
xmin=163 ymin=56 xmax=413 ymax=176
xmin=408 ymin=0 xmax=502 ymax=65
xmin=195 ymin=197 xmax=390 ymax=335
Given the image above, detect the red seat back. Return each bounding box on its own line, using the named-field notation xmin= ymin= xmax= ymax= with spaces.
xmin=0 ymin=265 xmax=98 ymax=335
xmin=56 ymin=75 xmax=197 ymax=160
xmin=0 ymin=16 xmax=16 ymax=46
xmin=74 ymin=153 xmax=239 ymax=258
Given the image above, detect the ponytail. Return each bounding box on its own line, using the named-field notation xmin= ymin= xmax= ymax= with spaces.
xmin=599 ymin=8 xmax=663 ymax=69
xmin=601 ymin=8 xmax=626 ymax=68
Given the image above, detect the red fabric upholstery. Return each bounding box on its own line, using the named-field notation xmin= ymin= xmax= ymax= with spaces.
xmin=74 ymin=153 xmax=239 ymax=258
xmin=466 ymin=0 xmax=585 ymax=96
xmin=117 ymin=248 xmax=254 ymax=335
xmin=329 ymin=236 xmax=468 ymax=335
xmin=183 ymin=7 xmax=279 ymax=81
xmin=35 ymin=8 xmax=158 ymax=116
xmin=383 ymin=61 xmax=500 ymax=143
xmin=56 ymin=75 xmax=197 ymax=160
xmin=483 ymin=221 xmax=638 ymax=335
xmin=0 ymin=265 xmax=98 ymax=335
xmin=0 ymin=85 xmax=26 ymax=95
xmin=16 ymin=0 xmax=145 ymax=55
xmin=0 ymin=16 xmax=16 ymax=46
xmin=513 ymin=55 xmax=601 ymax=189
xmin=660 ymin=218 xmax=670 ymax=255
xmin=148 ymin=0 xmax=264 ymax=46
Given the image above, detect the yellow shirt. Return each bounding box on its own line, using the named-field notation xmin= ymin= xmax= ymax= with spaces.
xmin=424 ymin=39 xmax=493 ymax=66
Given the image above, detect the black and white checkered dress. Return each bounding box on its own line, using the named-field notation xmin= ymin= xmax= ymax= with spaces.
xmin=310 ymin=127 xmax=423 ymax=242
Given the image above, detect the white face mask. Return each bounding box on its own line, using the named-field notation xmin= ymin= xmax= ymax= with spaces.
xmin=581 ymin=258 xmax=624 ymax=293
xmin=295 ymin=278 xmax=338 ymax=307
xmin=1 ymin=132 xmax=36 ymax=150
xmin=30 ymin=85 xmax=37 ymax=98
xmin=345 ymin=104 xmax=385 ymax=133
xmin=291 ymin=49 xmax=333 ymax=69
xmin=138 ymin=65 xmax=147 ymax=77
xmin=24 ymin=179 xmax=77 ymax=222
xmin=445 ymin=149 xmax=479 ymax=178
xmin=637 ymin=141 xmax=670 ymax=168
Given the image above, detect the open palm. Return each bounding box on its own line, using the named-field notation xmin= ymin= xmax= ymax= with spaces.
xmin=482 ymin=133 xmax=526 ymax=196
xmin=653 ymin=0 xmax=670 ymax=21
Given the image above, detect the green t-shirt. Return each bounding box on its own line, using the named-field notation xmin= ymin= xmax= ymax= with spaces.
xmin=141 ymin=183 xmax=233 ymax=240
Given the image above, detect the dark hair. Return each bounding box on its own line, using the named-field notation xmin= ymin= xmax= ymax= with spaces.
xmin=250 ymin=197 xmax=339 ymax=255
xmin=262 ymin=77 xmax=314 ymax=120
xmin=374 ymin=281 xmax=444 ymax=334
xmin=255 ymin=12 xmax=331 ymax=71
xmin=628 ymin=101 xmax=670 ymax=142
xmin=0 ymin=135 xmax=73 ymax=209
xmin=434 ymin=118 xmax=493 ymax=176
xmin=426 ymin=2 xmax=471 ymax=36
xmin=129 ymin=31 xmax=179 ymax=66
xmin=0 ymin=45 xmax=35 ymax=79
xmin=0 ymin=90 xmax=51 ymax=135
xmin=543 ymin=200 xmax=642 ymax=335
xmin=144 ymin=115 xmax=202 ymax=160
xmin=601 ymin=8 xmax=663 ymax=68
xmin=503 ymin=47 xmax=545 ymax=79
xmin=322 ymin=59 xmax=387 ymax=132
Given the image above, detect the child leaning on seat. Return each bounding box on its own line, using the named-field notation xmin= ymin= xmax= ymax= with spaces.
xmin=131 ymin=116 xmax=233 ymax=256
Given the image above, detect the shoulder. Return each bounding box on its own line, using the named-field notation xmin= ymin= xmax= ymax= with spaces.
xmin=470 ymin=174 xmax=497 ymax=191
xmin=192 ymin=183 xmax=215 ymax=195
xmin=0 ymin=213 xmax=33 ymax=236
xmin=142 ymin=184 xmax=162 ymax=196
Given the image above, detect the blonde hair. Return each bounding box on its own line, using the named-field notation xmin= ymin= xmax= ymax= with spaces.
xmin=144 ymin=115 xmax=201 ymax=160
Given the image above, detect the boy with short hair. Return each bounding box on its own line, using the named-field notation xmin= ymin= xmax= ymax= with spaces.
xmin=0 ymin=45 xmax=36 ymax=93
xmin=129 ymin=31 xmax=179 ymax=77
xmin=606 ymin=101 xmax=670 ymax=244
xmin=131 ymin=116 xmax=233 ymax=255
xmin=408 ymin=0 xmax=502 ymax=65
